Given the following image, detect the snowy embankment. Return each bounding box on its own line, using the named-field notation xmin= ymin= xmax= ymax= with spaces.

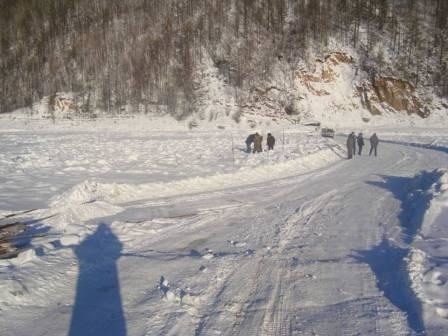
xmin=407 ymin=169 xmax=448 ymax=332
xmin=50 ymin=147 xmax=341 ymax=208
xmin=0 ymin=118 xmax=344 ymax=210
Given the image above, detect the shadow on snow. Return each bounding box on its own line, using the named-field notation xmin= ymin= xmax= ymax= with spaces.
xmin=68 ymin=223 xmax=127 ymax=336
xmin=381 ymin=139 xmax=448 ymax=155
xmin=353 ymin=170 xmax=443 ymax=335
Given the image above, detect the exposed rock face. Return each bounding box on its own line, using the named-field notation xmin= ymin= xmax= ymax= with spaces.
xmin=298 ymin=52 xmax=354 ymax=96
xmin=358 ymin=77 xmax=429 ymax=118
xmin=54 ymin=96 xmax=76 ymax=114
xmin=299 ymin=51 xmax=429 ymax=119
xmin=242 ymin=51 xmax=430 ymax=124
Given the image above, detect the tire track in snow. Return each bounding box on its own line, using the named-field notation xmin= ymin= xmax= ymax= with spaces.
xmin=258 ymin=190 xmax=341 ymax=336
xmin=259 ymin=260 xmax=292 ymax=336
xmin=221 ymin=190 xmax=340 ymax=336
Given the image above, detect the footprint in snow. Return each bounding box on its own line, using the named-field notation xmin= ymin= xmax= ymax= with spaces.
xmin=202 ymin=249 xmax=216 ymax=260
xmin=190 ymin=249 xmax=202 ymax=258
xmin=244 ymin=249 xmax=255 ymax=256
xmin=431 ymin=272 xmax=447 ymax=286
xmin=228 ymin=240 xmax=247 ymax=248
xmin=158 ymin=275 xmax=199 ymax=306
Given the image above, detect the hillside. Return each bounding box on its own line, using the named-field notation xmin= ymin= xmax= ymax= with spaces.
xmin=1 ymin=0 xmax=447 ymax=126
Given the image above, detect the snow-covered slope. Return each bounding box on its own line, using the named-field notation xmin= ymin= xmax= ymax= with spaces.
xmin=4 ymin=49 xmax=447 ymax=130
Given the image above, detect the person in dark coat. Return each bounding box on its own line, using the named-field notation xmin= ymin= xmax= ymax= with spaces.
xmin=369 ymin=133 xmax=379 ymax=156
xmin=347 ymin=133 xmax=355 ymax=159
xmin=253 ymin=133 xmax=263 ymax=153
xmin=357 ymin=132 xmax=364 ymax=155
xmin=245 ymin=133 xmax=255 ymax=153
xmin=267 ymin=133 xmax=275 ymax=150
xmin=351 ymin=132 xmax=356 ymax=155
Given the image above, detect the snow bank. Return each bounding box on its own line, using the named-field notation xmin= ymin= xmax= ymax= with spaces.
xmin=51 ymin=147 xmax=342 ymax=207
xmin=47 ymin=200 xmax=123 ymax=231
xmin=408 ymin=169 xmax=448 ymax=331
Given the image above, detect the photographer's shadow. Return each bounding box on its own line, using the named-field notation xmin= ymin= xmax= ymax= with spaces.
xmin=68 ymin=223 xmax=126 ymax=336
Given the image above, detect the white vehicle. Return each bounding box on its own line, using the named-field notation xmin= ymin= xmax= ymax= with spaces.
xmin=321 ymin=128 xmax=335 ymax=138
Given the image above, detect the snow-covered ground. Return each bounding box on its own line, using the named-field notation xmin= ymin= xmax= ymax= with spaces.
xmin=408 ymin=169 xmax=448 ymax=335
xmin=0 ymin=118 xmax=342 ymax=210
xmin=1 ymin=117 xmax=448 ymax=335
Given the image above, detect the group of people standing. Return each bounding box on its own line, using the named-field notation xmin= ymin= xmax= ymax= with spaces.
xmin=346 ymin=132 xmax=379 ymax=159
xmin=245 ymin=130 xmax=379 ymax=158
xmin=246 ymin=132 xmax=276 ymax=153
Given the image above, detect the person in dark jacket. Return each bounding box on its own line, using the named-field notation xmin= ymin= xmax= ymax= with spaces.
xmin=253 ymin=133 xmax=263 ymax=153
xmin=267 ymin=133 xmax=275 ymax=150
xmin=369 ymin=133 xmax=379 ymax=156
xmin=351 ymin=132 xmax=356 ymax=155
xmin=357 ymin=132 xmax=364 ymax=155
xmin=347 ymin=132 xmax=355 ymax=159
xmin=245 ymin=133 xmax=255 ymax=153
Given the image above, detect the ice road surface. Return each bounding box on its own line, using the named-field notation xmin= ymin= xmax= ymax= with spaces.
xmin=1 ymin=118 xmax=448 ymax=336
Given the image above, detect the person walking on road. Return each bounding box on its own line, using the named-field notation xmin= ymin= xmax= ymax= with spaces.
xmin=347 ymin=133 xmax=355 ymax=159
xmin=369 ymin=133 xmax=379 ymax=156
xmin=267 ymin=133 xmax=275 ymax=150
xmin=253 ymin=133 xmax=263 ymax=153
xmin=245 ymin=133 xmax=255 ymax=153
xmin=357 ymin=133 xmax=364 ymax=155
xmin=351 ymin=132 xmax=356 ymax=156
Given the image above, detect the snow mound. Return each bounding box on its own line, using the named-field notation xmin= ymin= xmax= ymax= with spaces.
xmin=50 ymin=180 xmax=102 ymax=207
xmin=408 ymin=169 xmax=448 ymax=330
xmin=49 ymin=147 xmax=341 ymax=206
xmin=45 ymin=200 xmax=123 ymax=234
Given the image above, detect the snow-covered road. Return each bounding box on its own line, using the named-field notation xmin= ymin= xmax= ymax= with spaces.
xmin=133 ymin=138 xmax=446 ymax=336
xmin=1 ymin=125 xmax=448 ymax=336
